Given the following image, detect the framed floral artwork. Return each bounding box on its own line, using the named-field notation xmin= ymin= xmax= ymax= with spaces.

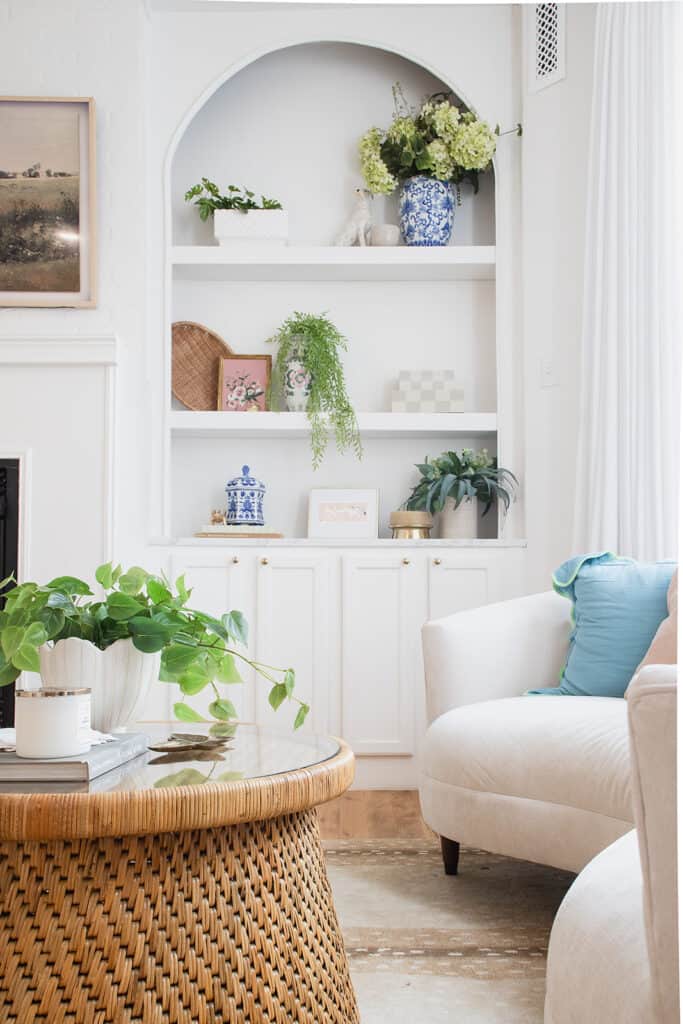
xmin=0 ymin=97 xmax=96 ymax=307
xmin=217 ymin=355 xmax=271 ymax=412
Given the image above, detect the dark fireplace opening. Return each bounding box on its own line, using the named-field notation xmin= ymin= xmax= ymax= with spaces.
xmin=0 ymin=460 xmax=19 ymax=727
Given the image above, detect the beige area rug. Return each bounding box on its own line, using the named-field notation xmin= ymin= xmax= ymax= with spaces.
xmin=323 ymin=838 xmax=574 ymax=1024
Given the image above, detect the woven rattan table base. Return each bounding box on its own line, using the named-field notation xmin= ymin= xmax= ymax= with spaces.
xmin=0 ymin=809 xmax=359 ymax=1023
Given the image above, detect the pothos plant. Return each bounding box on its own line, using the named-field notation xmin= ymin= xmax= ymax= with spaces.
xmin=0 ymin=564 xmax=309 ymax=730
xmin=268 ymin=311 xmax=362 ymax=468
xmin=184 ymin=179 xmax=283 ymax=220
xmin=404 ymin=448 xmax=518 ymax=517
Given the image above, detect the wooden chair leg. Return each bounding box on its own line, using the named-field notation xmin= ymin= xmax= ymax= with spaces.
xmin=440 ymin=836 xmax=460 ymax=875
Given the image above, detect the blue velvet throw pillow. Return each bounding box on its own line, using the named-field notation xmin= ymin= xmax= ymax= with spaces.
xmin=529 ymin=552 xmax=676 ymax=698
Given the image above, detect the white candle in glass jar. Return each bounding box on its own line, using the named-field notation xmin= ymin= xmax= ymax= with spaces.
xmin=15 ymin=688 xmax=92 ymax=759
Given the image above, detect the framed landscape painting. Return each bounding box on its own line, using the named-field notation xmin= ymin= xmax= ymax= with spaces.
xmin=0 ymin=97 xmax=96 ymax=307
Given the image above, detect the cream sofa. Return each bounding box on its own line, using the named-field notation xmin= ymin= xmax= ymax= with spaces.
xmin=545 ymin=665 xmax=678 ymax=1024
xmin=419 ymin=591 xmax=634 ymax=873
xmin=419 ymin=593 xmax=678 ymax=1023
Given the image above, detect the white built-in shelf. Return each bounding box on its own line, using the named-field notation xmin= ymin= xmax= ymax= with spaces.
xmin=170 ymin=537 xmax=528 ymax=549
xmin=169 ymin=245 xmax=496 ymax=282
xmin=169 ymin=411 xmax=497 ymax=439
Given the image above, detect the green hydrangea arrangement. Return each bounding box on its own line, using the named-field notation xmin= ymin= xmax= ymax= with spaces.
xmin=359 ymin=85 xmax=497 ymax=198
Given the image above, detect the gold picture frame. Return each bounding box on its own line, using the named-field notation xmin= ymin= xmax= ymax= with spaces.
xmin=0 ymin=96 xmax=97 ymax=307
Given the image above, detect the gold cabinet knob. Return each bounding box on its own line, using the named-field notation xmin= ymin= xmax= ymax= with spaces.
xmin=231 ymin=556 xmax=240 ymax=564
xmin=402 ymin=557 xmax=411 ymax=566
xmin=433 ymin=558 xmax=442 ymax=566
xmin=261 ymin=557 xmax=269 ymax=566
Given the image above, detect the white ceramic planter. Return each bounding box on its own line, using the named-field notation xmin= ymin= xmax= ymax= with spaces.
xmin=440 ymin=497 xmax=479 ymax=539
xmin=39 ymin=637 xmax=160 ymax=733
xmin=213 ymin=209 xmax=288 ymax=248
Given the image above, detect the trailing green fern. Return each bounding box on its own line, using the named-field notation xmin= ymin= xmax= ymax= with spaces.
xmin=268 ymin=312 xmax=362 ymax=469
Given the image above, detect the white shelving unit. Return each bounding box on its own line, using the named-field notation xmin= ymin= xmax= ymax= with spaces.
xmin=169 ymin=410 xmax=497 ymax=439
xmin=170 ymin=245 xmax=496 ymax=282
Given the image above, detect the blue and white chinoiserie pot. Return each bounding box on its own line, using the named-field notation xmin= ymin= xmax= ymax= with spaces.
xmin=225 ymin=465 xmax=265 ymax=526
xmin=399 ymin=175 xmax=455 ymax=247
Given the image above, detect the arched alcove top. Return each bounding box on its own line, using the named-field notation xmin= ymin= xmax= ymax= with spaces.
xmin=169 ymin=39 xmax=496 ymax=248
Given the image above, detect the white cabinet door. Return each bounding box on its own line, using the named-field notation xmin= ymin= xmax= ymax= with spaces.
xmin=427 ymin=548 xmax=523 ymax=622
xmin=255 ymin=551 xmax=330 ymax=735
xmin=341 ymin=553 xmax=418 ymax=756
xmin=170 ymin=551 xmax=252 ymax=721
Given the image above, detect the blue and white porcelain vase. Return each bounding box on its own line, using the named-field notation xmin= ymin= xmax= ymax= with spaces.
xmin=225 ymin=465 xmax=265 ymax=526
xmin=399 ymin=175 xmax=455 ymax=247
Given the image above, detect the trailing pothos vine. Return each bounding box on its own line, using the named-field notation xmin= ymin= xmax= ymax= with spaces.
xmin=0 ymin=564 xmax=309 ymax=730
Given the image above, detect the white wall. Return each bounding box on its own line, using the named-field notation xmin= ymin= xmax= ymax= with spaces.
xmin=0 ymin=0 xmax=596 ymax=591
xmin=0 ymin=0 xmax=148 ymax=580
xmin=521 ymin=3 xmax=597 ymax=590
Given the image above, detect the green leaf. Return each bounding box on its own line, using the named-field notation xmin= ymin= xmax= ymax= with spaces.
xmin=293 ymin=703 xmax=310 ymax=730
xmin=118 ymin=567 xmax=149 ymax=596
xmin=175 ymin=574 xmax=191 ymax=603
xmin=161 ymin=643 xmax=198 ymax=677
xmin=0 ymin=574 xmax=15 ymax=591
xmin=24 ymin=622 xmax=48 ymax=647
xmin=146 ymin=578 xmax=172 ymax=604
xmin=222 ymin=610 xmax=248 ymax=646
xmin=0 ymin=652 xmax=19 ymax=686
xmin=284 ymin=668 xmax=295 ymax=698
xmin=268 ymin=683 xmax=287 ymax=711
xmin=95 ymin=562 xmax=114 ymax=589
xmin=46 ymin=590 xmax=75 ymax=613
xmin=216 ymin=771 xmax=244 ymax=782
xmin=216 ymin=652 xmax=242 ymax=685
xmin=154 ymin=769 xmax=208 ymax=788
xmin=209 ymin=722 xmax=237 ymax=739
xmin=128 ymin=617 xmax=170 ymax=653
xmin=106 ymin=592 xmax=144 ymax=621
xmin=179 ymin=664 xmax=211 ymax=695
xmin=172 ymin=702 xmax=207 ymax=723
xmin=1 ymin=625 xmax=24 ymax=660
xmin=37 ymin=607 xmax=65 ymax=639
xmin=209 ymin=698 xmax=237 ymax=721
xmin=45 ymin=576 xmax=92 ymax=596
xmin=13 ymin=643 xmax=40 ymax=673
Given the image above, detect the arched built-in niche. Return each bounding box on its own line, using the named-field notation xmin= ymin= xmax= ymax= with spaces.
xmin=166 ymin=40 xmax=500 ymax=540
xmin=170 ymin=41 xmax=496 ymax=248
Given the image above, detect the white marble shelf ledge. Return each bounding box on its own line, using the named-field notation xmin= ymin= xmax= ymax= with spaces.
xmin=167 ymin=537 xmax=528 ymax=548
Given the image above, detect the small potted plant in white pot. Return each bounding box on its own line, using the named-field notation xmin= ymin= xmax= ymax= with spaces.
xmin=184 ymin=178 xmax=287 ymax=248
xmin=0 ymin=564 xmax=308 ymax=733
xmin=403 ymin=448 xmax=517 ymax=538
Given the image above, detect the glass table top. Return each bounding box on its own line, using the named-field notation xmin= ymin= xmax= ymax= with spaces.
xmin=0 ymin=723 xmax=340 ymax=795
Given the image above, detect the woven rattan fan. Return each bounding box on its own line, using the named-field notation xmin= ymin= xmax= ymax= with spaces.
xmin=172 ymin=321 xmax=234 ymax=410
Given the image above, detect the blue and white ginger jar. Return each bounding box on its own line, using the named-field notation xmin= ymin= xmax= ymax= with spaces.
xmin=399 ymin=175 xmax=455 ymax=247
xmin=225 ymin=465 xmax=265 ymax=526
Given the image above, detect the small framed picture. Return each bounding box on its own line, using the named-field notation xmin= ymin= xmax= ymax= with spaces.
xmin=0 ymin=97 xmax=96 ymax=307
xmin=217 ymin=355 xmax=271 ymax=412
xmin=308 ymin=489 xmax=379 ymax=539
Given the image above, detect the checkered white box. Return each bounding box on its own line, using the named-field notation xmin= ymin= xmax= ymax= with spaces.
xmin=391 ymin=370 xmax=465 ymax=413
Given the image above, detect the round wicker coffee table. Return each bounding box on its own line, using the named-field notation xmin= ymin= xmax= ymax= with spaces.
xmin=0 ymin=724 xmax=358 ymax=1023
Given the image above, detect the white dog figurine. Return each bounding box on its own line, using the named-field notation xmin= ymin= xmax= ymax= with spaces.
xmin=335 ymin=188 xmax=372 ymax=246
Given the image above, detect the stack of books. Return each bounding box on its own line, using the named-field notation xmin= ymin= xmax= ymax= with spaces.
xmin=0 ymin=731 xmax=148 ymax=783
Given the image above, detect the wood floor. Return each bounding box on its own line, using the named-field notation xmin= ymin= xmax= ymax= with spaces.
xmin=317 ymin=790 xmax=434 ymax=840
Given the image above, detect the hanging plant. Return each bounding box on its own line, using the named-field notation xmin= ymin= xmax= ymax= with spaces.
xmin=268 ymin=312 xmax=362 ymax=469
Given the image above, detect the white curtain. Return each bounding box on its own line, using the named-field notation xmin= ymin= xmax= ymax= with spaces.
xmin=573 ymin=2 xmax=682 ymax=561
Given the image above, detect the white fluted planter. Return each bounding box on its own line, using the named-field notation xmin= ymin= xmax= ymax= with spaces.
xmin=440 ymin=497 xmax=479 ymax=539
xmin=39 ymin=638 xmax=159 ymax=732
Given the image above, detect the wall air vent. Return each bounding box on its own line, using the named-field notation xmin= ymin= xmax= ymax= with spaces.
xmin=529 ymin=4 xmax=566 ymax=93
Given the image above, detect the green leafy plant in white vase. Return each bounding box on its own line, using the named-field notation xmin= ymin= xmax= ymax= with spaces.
xmin=0 ymin=564 xmax=308 ymax=733
xmin=268 ymin=312 xmax=362 ymax=469
xmin=404 ymin=448 xmax=517 ymax=538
